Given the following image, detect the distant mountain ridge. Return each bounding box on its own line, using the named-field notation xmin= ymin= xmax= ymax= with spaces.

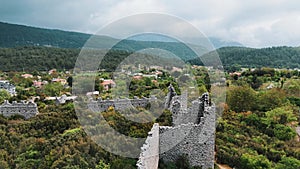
xmin=0 ymin=21 xmax=242 ymax=49
xmin=1 ymin=21 xmax=299 ymax=71
xmin=0 ymin=22 xmax=90 ymax=48
xmin=189 ymin=46 xmax=300 ymax=69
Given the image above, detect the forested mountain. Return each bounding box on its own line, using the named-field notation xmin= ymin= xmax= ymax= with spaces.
xmin=0 ymin=46 xmax=299 ymax=72
xmin=190 ymin=46 xmax=300 ymax=69
xmin=0 ymin=46 xmax=78 ymax=71
xmin=0 ymin=46 xmax=182 ymax=72
xmin=0 ymin=21 xmax=242 ymax=49
xmin=0 ymin=22 xmax=91 ymax=48
xmin=0 ymin=21 xmax=299 ymax=71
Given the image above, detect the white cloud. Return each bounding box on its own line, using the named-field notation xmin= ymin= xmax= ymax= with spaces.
xmin=86 ymin=0 xmax=167 ymax=33
xmin=1 ymin=0 xmax=300 ymax=47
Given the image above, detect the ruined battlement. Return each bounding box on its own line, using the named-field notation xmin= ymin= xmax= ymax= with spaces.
xmin=137 ymin=86 xmax=215 ymax=169
xmin=158 ymin=92 xmax=215 ymax=169
xmin=0 ymin=100 xmax=38 ymax=119
xmin=87 ymin=85 xmax=215 ymax=169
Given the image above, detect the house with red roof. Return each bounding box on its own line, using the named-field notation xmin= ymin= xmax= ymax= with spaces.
xmin=100 ymin=79 xmax=116 ymax=91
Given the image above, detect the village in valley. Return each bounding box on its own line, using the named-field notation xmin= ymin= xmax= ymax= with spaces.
xmin=0 ymin=58 xmax=300 ymax=168
xmin=1 ymin=1 xmax=300 ymax=168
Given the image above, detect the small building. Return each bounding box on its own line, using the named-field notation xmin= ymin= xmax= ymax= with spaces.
xmin=33 ymin=80 xmax=48 ymax=88
xmin=101 ymin=80 xmax=116 ymax=91
xmin=0 ymin=80 xmax=16 ymax=95
xmin=48 ymin=69 xmax=57 ymax=75
xmin=143 ymin=74 xmax=158 ymax=79
xmin=45 ymin=95 xmax=77 ymax=105
xmin=229 ymin=72 xmax=242 ymax=77
xmin=86 ymin=91 xmax=99 ymax=96
xmin=52 ymin=78 xmax=67 ymax=85
xmin=133 ymin=75 xmax=143 ymax=80
xmin=21 ymin=74 xmax=33 ymax=78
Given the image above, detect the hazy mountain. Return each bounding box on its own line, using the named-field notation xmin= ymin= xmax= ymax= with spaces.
xmin=208 ymin=37 xmax=243 ymax=48
xmin=2 ymin=21 xmax=299 ymax=72
xmin=0 ymin=21 xmax=242 ymax=49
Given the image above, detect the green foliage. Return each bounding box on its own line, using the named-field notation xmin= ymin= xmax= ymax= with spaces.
xmin=0 ymin=46 xmax=79 ymax=71
xmin=283 ymin=79 xmax=300 ymax=97
xmin=189 ymin=46 xmax=300 ymax=69
xmin=62 ymin=127 xmax=82 ymax=137
xmin=273 ymin=124 xmax=296 ymax=141
xmin=240 ymin=153 xmax=272 ymax=169
xmin=275 ymin=156 xmax=300 ymax=169
xmin=42 ymin=82 xmax=63 ymax=96
xmin=110 ymin=158 xmax=136 ymax=169
xmin=0 ymin=89 xmax=10 ymax=103
xmin=96 ymin=160 xmax=110 ymax=169
xmin=226 ymin=85 xmax=257 ymax=112
xmin=0 ymin=160 xmax=9 ymax=169
xmin=264 ymin=107 xmax=298 ymax=125
xmin=0 ymin=103 xmax=118 ymax=169
xmin=287 ymin=96 xmax=300 ymax=107
xmin=216 ymin=108 xmax=300 ymax=168
xmin=257 ymin=89 xmax=287 ymax=111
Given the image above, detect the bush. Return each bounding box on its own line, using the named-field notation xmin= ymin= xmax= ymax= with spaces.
xmin=275 ymin=156 xmax=300 ymax=169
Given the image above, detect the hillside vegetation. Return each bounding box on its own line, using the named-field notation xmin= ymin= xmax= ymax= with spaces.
xmin=1 ymin=46 xmax=300 ymax=72
xmin=189 ymin=46 xmax=300 ymax=70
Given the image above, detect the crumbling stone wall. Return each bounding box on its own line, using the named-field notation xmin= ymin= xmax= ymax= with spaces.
xmin=137 ymin=123 xmax=160 ymax=169
xmin=0 ymin=100 xmax=38 ymax=119
xmin=137 ymin=89 xmax=215 ymax=169
xmin=93 ymin=86 xmax=216 ymax=169
xmin=159 ymin=93 xmax=215 ymax=169
xmin=88 ymin=96 xmax=157 ymax=112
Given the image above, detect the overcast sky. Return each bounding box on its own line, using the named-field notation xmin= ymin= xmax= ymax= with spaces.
xmin=1 ymin=0 xmax=300 ymax=48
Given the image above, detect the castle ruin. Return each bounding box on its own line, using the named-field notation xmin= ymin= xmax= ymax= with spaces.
xmin=0 ymin=100 xmax=39 ymax=119
xmin=137 ymin=85 xmax=215 ymax=169
xmin=86 ymin=85 xmax=215 ymax=169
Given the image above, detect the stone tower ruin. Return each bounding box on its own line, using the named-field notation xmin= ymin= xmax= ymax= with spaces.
xmin=137 ymin=85 xmax=215 ymax=169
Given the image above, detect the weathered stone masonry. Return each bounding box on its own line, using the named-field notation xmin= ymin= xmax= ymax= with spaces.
xmin=0 ymin=100 xmax=39 ymax=119
xmin=137 ymin=85 xmax=215 ymax=169
xmin=136 ymin=123 xmax=160 ymax=169
xmin=88 ymin=96 xmax=157 ymax=112
xmin=86 ymin=85 xmax=215 ymax=169
xmin=159 ymin=93 xmax=215 ymax=168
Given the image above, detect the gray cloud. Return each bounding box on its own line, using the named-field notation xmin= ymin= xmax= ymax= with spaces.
xmin=0 ymin=0 xmax=300 ymax=47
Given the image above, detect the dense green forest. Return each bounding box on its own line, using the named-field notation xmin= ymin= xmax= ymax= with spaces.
xmin=189 ymin=46 xmax=300 ymax=70
xmin=0 ymin=47 xmax=79 ymax=71
xmin=0 ymin=46 xmax=184 ymax=72
xmin=1 ymin=46 xmax=300 ymax=72
xmin=0 ymin=22 xmax=90 ymax=48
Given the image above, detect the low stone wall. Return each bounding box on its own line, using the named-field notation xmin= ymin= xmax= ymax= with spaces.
xmin=88 ymin=96 xmax=157 ymax=112
xmin=0 ymin=100 xmax=38 ymax=119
